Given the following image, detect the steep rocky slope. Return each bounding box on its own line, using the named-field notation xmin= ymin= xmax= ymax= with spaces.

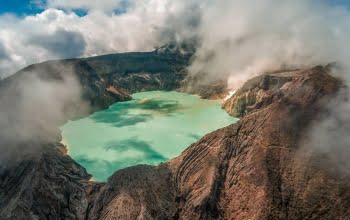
xmin=0 ymin=47 xmax=190 ymax=219
xmin=0 ymin=142 xmax=92 ymax=219
xmin=221 ymin=69 xmax=299 ymax=117
xmin=87 ymin=65 xmax=350 ymax=219
xmin=0 ymin=47 xmax=190 ymax=111
xmin=1 ymin=65 xmax=350 ymax=219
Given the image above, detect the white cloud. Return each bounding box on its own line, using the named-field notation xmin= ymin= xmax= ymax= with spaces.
xmin=0 ymin=10 xmax=81 ymax=77
xmin=0 ymin=1 xmax=180 ymax=77
xmin=46 ymin=0 xmax=122 ymax=12
xmin=0 ymin=0 xmax=201 ymax=78
xmin=1 ymin=0 xmax=350 ymax=84
xmin=188 ymin=0 xmax=350 ymax=89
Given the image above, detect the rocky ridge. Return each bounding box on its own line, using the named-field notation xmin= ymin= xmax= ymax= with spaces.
xmin=1 ymin=64 xmax=350 ymax=219
xmin=222 ymin=69 xmax=299 ymax=117
xmin=0 ymin=47 xmax=190 ymax=219
xmin=0 ymin=47 xmax=190 ymax=111
xmin=84 ymin=65 xmax=350 ymax=219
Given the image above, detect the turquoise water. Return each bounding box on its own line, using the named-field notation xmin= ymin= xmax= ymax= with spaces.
xmin=61 ymin=91 xmax=238 ymax=181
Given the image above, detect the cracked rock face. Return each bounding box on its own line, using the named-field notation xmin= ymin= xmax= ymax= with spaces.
xmin=1 ymin=65 xmax=350 ymax=219
xmin=0 ymin=142 xmax=92 ymax=219
xmin=1 ymin=48 xmax=190 ymax=112
xmin=222 ymin=69 xmax=300 ymax=117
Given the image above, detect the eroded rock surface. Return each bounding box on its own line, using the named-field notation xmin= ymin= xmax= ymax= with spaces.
xmin=1 ymin=65 xmax=350 ymax=220
xmin=0 ymin=142 xmax=92 ymax=219
xmin=0 ymin=47 xmax=190 ymax=219
xmin=222 ymin=69 xmax=300 ymax=117
xmin=87 ymin=65 xmax=350 ymax=219
xmin=1 ymin=47 xmax=190 ymax=111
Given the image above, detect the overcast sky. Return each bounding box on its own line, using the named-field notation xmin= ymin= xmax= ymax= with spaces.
xmin=1 ymin=0 xmax=350 ymax=80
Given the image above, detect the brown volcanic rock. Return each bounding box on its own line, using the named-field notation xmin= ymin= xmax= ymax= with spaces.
xmin=0 ymin=47 xmax=189 ymax=220
xmin=0 ymin=142 xmax=92 ymax=220
xmin=222 ymin=69 xmax=299 ymax=117
xmin=106 ymin=85 xmax=132 ymax=100
xmin=1 ymin=65 xmax=350 ymax=219
xmin=88 ymin=164 xmax=177 ymax=220
xmin=85 ymin=65 xmax=350 ymax=219
xmin=205 ymin=66 xmax=349 ymax=219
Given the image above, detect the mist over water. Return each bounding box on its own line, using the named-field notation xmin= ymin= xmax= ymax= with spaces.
xmin=61 ymin=91 xmax=238 ymax=181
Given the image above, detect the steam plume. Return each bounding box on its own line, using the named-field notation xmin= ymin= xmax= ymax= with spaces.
xmin=0 ymin=66 xmax=89 ymax=166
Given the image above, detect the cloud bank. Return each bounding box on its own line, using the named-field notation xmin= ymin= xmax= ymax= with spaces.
xmin=0 ymin=0 xmax=349 ymax=85
xmin=0 ymin=0 xmax=199 ymax=78
xmin=190 ymin=0 xmax=350 ymax=89
xmin=45 ymin=0 xmax=124 ymax=12
xmin=0 ymin=66 xmax=90 ymax=165
xmin=300 ymin=83 xmax=350 ymax=176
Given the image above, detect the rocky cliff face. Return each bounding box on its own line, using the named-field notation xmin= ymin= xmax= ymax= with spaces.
xmin=85 ymin=65 xmax=350 ymax=220
xmin=0 ymin=142 xmax=92 ymax=219
xmin=222 ymin=69 xmax=299 ymax=117
xmin=1 ymin=65 xmax=350 ymax=219
xmin=1 ymin=48 xmax=190 ymax=112
xmin=0 ymin=48 xmax=190 ymax=219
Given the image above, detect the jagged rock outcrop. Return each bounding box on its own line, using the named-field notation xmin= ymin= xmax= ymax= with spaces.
xmin=86 ymin=65 xmax=350 ymax=219
xmin=222 ymin=69 xmax=299 ymax=117
xmin=1 ymin=65 xmax=350 ymax=219
xmin=88 ymin=164 xmax=177 ymax=220
xmin=180 ymin=74 xmax=229 ymax=99
xmin=1 ymin=47 xmax=190 ymax=112
xmin=0 ymin=142 xmax=92 ymax=219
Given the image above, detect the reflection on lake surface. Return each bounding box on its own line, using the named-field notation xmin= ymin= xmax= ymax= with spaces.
xmin=61 ymin=91 xmax=238 ymax=181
